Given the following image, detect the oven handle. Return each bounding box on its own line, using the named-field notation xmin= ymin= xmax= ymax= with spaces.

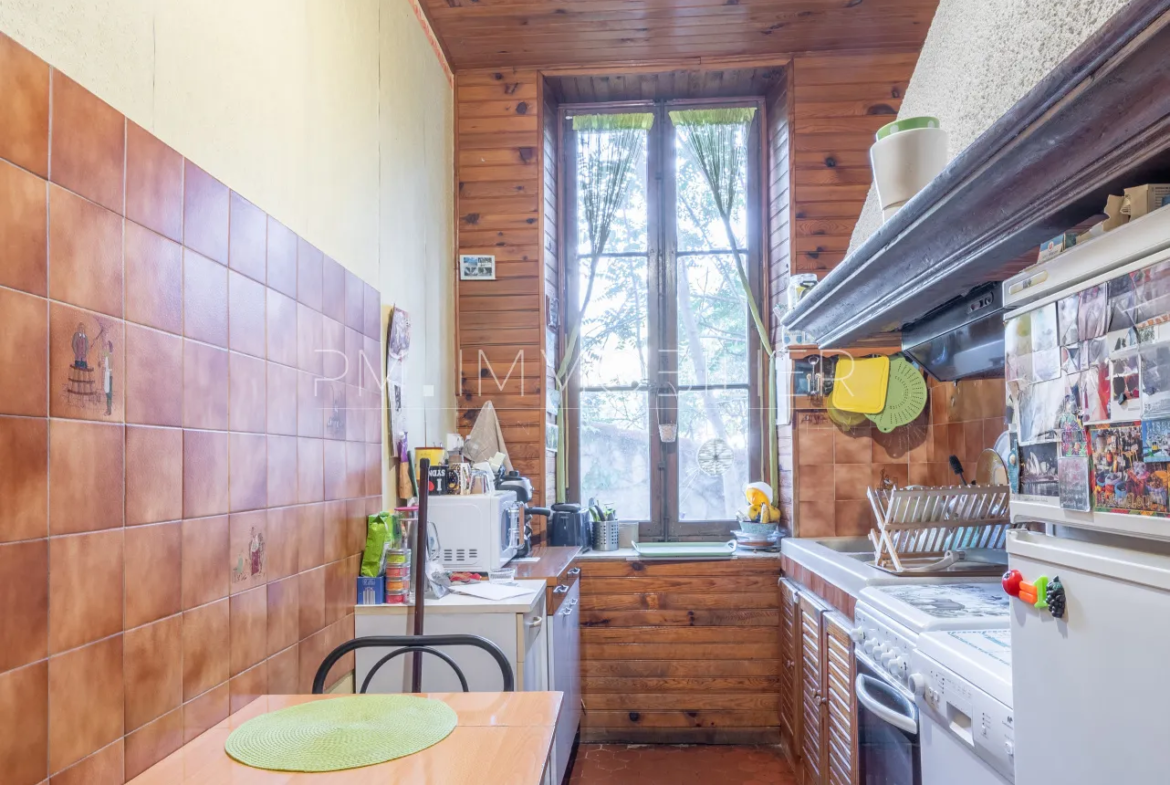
xmin=855 ymin=673 xmax=918 ymax=735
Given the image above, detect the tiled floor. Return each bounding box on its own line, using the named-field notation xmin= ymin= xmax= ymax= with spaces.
xmin=568 ymin=744 xmax=796 ymax=784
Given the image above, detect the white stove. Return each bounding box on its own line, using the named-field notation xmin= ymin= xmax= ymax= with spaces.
xmin=853 ymin=582 xmax=1009 ymax=694
xmin=914 ymin=628 xmax=1015 ymax=784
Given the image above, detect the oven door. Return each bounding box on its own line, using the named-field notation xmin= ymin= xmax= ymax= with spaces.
xmin=855 ymin=657 xmax=921 ymax=785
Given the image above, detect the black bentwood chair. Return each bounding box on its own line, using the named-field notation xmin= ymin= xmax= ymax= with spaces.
xmin=312 ymin=634 xmax=515 ymax=695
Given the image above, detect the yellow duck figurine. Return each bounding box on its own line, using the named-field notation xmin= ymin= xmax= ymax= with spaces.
xmin=743 ymin=482 xmax=781 ymax=524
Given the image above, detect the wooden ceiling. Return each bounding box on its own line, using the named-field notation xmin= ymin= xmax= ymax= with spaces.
xmin=421 ymin=0 xmax=940 ymax=71
xmin=546 ymin=66 xmax=787 ymax=103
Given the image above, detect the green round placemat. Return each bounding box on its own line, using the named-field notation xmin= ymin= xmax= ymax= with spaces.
xmin=225 ymin=695 xmax=457 ymax=772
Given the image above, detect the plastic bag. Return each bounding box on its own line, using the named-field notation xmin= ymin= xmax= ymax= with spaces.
xmin=360 ymin=512 xmax=395 ymax=577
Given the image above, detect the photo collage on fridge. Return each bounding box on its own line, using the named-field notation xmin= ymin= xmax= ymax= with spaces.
xmin=1006 ymin=257 xmax=1170 ymax=515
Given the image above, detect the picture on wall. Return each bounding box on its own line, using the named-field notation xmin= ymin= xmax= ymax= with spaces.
xmin=1142 ymin=417 xmax=1170 ymax=463
xmin=460 ymin=254 xmax=497 ymax=281
xmin=1020 ymin=442 xmax=1059 ymax=497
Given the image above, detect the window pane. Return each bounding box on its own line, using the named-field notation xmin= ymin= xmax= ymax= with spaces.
xmin=578 ymin=254 xmax=650 ymax=388
xmin=677 ymin=253 xmax=749 ymax=386
xmin=579 ymin=390 xmax=651 ymax=521
xmin=675 ymin=125 xmax=748 ymax=253
xmin=678 ymin=389 xmax=749 ymax=521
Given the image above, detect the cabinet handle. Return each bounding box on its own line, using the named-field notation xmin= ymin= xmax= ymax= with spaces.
xmin=526 ymin=616 xmax=543 ymax=628
xmin=568 ymin=567 xmax=581 ymax=576
xmin=554 ymin=584 xmax=570 ymax=594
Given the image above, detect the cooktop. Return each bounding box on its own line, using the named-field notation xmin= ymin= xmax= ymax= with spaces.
xmin=858 ymin=582 xmax=1010 ymax=633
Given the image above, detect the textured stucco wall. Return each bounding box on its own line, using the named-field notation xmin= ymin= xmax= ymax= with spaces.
xmin=848 ymin=0 xmax=1129 ymax=252
xmin=0 ymin=0 xmax=456 ymax=478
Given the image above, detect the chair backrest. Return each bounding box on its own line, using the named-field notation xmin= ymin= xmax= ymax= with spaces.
xmin=312 ymin=634 xmax=515 ymax=695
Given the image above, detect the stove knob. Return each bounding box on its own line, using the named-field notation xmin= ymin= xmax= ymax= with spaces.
xmin=888 ymin=657 xmax=906 ymax=676
xmin=850 ymin=627 xmax=866 ymax=644
xmin=881 ymin=649 xmax=898 ymax=668
xmin=1005 ymin=740 xmax=1015 ymax=758
xmin=908 ymin=673 xmax=925 ymax=696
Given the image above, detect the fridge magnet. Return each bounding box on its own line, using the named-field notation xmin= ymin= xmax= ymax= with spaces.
xmin=1058 ymin=456 xmax=1092 ymax=511
xmin=1078 ymin=284 xmax=1108 ymax=341
xmin=1058 ymin=294 xmax=1079 ymax=346
xmin=1008 ymin=434 xmax=1021 ymax=493
xmin=1059 ymin=422 xmax=1088 ymax=458
xmin=1109 ymin=353 xmax=1141 ymax=420
xmin=1142 ymin=418 xmax=1170 ymax=463
xmin=1020 ymin=442 xmax=1059 ymax=497
xmin=1031 ymin=303 xmax=1058 ymax=352
xmin=1107 ymin=273 xmax=1138 ymax=331
xmin=1140 ymin=343 xmax=1170 ymax=417
xmin=459 ymin=254 xmax=496 ymax=281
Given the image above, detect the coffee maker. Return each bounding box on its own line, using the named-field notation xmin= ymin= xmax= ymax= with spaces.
xmin=496 ymin=470 xmax=534 ymax=557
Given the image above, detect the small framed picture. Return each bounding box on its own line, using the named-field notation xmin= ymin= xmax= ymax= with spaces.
xmin=460 ymin=254 xmax=496 ymax=281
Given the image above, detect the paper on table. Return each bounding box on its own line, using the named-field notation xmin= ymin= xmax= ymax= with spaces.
xmin=448 ymin=582 xmax=532 ymax=601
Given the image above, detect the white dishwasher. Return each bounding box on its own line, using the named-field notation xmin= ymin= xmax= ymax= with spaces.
xmin=547 ymin=579 xmax=580 ymax=785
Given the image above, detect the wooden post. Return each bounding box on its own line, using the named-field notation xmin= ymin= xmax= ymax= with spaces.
xmin=411 ymin=458 xmax=431 ymax=693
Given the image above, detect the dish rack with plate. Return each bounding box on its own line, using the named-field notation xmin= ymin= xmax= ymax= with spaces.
xmin=865 ymin=485 xmax=1011 ymax=574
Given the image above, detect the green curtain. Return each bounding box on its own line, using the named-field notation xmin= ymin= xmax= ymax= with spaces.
xmin=671 ymin=107 xmax=779 ymax=499
xmin=556 ymin=113 xmax=653 ymax=502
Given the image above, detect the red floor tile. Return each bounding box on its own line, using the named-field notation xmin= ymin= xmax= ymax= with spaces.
xmin=568 ymin=744 xmax=795 ymax=785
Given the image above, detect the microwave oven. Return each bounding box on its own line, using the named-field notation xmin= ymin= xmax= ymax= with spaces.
xmin=427 ymin=491 xmax=519 ymax=572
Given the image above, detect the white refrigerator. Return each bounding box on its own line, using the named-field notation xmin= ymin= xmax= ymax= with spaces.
xmin=1002 ymin=206 xmax=1170 ymax=784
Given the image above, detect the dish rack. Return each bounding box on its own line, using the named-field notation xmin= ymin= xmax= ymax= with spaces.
xmin=865 ymin=485 xmax=1011 ymax=574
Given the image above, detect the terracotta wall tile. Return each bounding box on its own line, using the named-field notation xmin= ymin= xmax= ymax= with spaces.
xmin=0 ymin=159 xmax=48 ymax=295
xmin=228 ymin=270 xmax=266 ymax=358
xmin=124 ymin=522 xmax=181 ymax=628
xmin=124 ymin=425 xmax=183 ymax=524
xmin=298 ymin=566 xmax=325 ymax=639
xmin=322 ymin=500 xmax=347 ymax=563
xmin=297 ymin=437 xmax=324 ymax=504
xmin=183 ymin=430 xmax=228 ymax=520
xmin=228 ymin=662 xmax=267 ymax=715
xmin=228 ymin=193 xmax=266 ymax=283
xmin=835 ymin=499 xmax=873 ymax=536
xmin=296 ymin=238 xmax=323 ymax=312
xmin=182 ymin=341 xmax=229 ymax=431
xmin=266 ymin=361 xmax=298 ymax=436
xmin=322 ymin=317 xmax=346 ymax=384
xmin=267 ymin=644 xmax=299 ymax=695
xmin=324 ymin=558 xmax=349 ymax=626
xmin=0 ymin=661 xmax=48 ymax=785
xmin=297 ymin=371 xmax=325 ymax=439
xmin=343 ymin=327 xmax=363 ymax=388
xmin=797 ymin=463 xmax=833 ymax=500
xmin=344 ymin=269 xmax=364 ymax=331
xmin=346 ymin=500 xmax=368 ymax=557
xmin=229 ymin=432 xmax=267 ymax=513
xmin=182 ymin=162 xmax=228 ymax=265
xmin=123 ymin=709 xmax=182 ymax=781
xmin=265 ymin=507 xmax=299 ymax=581
xmin=872 ymin=463 xmax=909 ymax=490
xmin=183 ymin=249 xmax=228 ymax=348
xmin=832 ymin=464 xmax=871 ymax=501
xmin=180 ymin=515 xmax=228 ymax=611
xmin=49 ymin=72 xmax=124 ymax=214
xmin=181 ymin=681 xmax=228 ymax=744
xmin=125 ymin=325 xmax=182 ymax=427
xmin=48 ymin=635 xmax=124 ymax=773
xmin=797 ymin=500 xmax=835 ymax=539
xmin=321 ymin=257 xmax=345 ymax=323
xmin=125 ymin=122 xmax=182 ymax=243
xmin=365 ymin=393 xmax=382 ymax=445
xmin=345 ymin=441 xmax=366 ymax=499
xmin=365 ymin=443 xmax=382 ymax=498
xmin=180 ymin=598 xmax=228 ymax=701
xmin=124 ymin=222 xmax=182 ymax=334
xmin=266 ymin=288 xmax=298 ymax=367
xmin=267 ymin=436 xmax=298 ymax=509
xmin=48 ymin=185 xmax=122 ymax=317
xmin=297 ymin=304 xmax=323 ymax=376
xmin=297 ymin=626 xmax=331 ymax=693
xmin=228 ymin=510 xmax=267 ymax=594
xmin=323 ymin=440 xmax=347 ymax=501
xmin=48 ymin=420 xmax=123 ymax=534
xmin=322 ymin=381 xmax=346 ymax=441
xmin=0 ymin=416 xmax=48 ymax=542
xmin=229 ymin=586 xmax=267 ymax=677
xmin=123 ymin=616 xmax=182 ymax=732
xmin=0 ymin=539 xmax=48 ymax=672
xmin=364 ymin=283 xmax=380 ymax=339
xmin=266 ymin=575 xmax=299 ymax=656
xmin=229 ymin=352 xmax=266 ymax=434
xmin=298 ymin=504 xmax=324 ymax=573
xmin=0 ymin=33 xmax=50 ymax=176
xmin=797 ymin=428 xmax=833 ymax=466
xmin=49 ymin=530 xmax=123 ymax=653
xmin=345 ymin=384 xmax=365 ymax=443
xmin=833 ymin=427 xmax=873 ymax=464
xmin=361 ymin=335 xmax=380 ymax=390
xmin=266 ymin=218 xmax=297 ymax=298
xmin=50 ymin=739 xmax=123 ymax=785
xmin=48 ymin=302 xmax=124 ymax=422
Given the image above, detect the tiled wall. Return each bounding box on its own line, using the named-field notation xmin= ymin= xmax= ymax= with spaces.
xmin=0 ymin=33 xmax=385 ymax=785
xmin=792 ymin=376 xmax=1005 ymax=537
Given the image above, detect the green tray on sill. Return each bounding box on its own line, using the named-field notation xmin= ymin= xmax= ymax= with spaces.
xmin=632 ymin=541 xmax=736 ymax=560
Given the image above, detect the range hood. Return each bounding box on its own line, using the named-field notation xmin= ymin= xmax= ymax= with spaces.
xmin=900 ymin=284 xmax=1004 ymax=381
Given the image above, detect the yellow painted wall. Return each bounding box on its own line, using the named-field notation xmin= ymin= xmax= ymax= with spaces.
xmin=0 ymin=0 xmax=457 ymax=493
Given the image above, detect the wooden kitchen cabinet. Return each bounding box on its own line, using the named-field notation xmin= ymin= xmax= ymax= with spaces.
xmin=823 ymin=611 xmax=858 ymax=785
xmin=778 ymin=578 xmax=803 ymax=758
xmin=799 ymin=591 xmax=830 ymax=785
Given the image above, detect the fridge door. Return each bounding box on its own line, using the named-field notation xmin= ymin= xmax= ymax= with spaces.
xmin=1008 ymin=530 xmax=1170 ymax=785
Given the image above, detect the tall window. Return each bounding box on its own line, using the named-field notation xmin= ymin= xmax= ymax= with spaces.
xmin=563 ymin=103 xmax=763 ymax=540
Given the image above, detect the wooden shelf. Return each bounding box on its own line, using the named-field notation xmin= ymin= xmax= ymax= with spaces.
xmin=782 ymin=1 xmax=1170 ymax=348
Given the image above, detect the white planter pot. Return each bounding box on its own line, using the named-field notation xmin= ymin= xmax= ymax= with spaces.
xmin=870 ymin=117 xmax=948 ymax=221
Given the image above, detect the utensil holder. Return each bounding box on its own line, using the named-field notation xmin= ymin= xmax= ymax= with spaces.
xmin=592 ymin=519 xmax=620 ymax=551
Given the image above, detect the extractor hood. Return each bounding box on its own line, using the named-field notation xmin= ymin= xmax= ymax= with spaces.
xmin=900 ymin=284 xmax=1004 ymax=382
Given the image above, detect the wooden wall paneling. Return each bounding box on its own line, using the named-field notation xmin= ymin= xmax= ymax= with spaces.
xmin=456 ymin=69 xmax=549 ymax=507
xmin=541 ymin=76 xmax=560 ymax=513
xmin=578 ymin=558 xmax=783 ymax=744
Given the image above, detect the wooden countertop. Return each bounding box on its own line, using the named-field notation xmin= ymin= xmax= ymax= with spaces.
xmin=128 ymin=692 xmax=562 ymax=785
xmin=513 ymin=544 xmax=581 ymax=586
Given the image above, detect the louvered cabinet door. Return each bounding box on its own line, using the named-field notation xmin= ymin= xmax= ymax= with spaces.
xmin=778 ymin=578 xmax=803 ymax=755
xmin=798 ymin=593 xmax=829 ymax=785
xmin=823 ymin=612 xmax=858 ymax=785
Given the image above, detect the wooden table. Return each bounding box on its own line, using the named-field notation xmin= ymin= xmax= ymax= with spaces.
xmin=128 ymin=692 xmax=563 ymax=784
